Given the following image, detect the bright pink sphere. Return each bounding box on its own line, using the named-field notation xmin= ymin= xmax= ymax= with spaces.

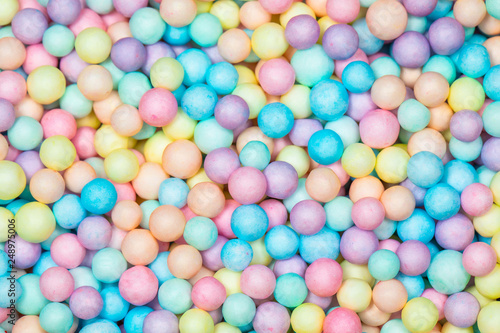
xmin=323 ymin=307 xmax=362 ymax=333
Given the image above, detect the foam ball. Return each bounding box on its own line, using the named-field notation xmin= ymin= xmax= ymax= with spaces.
xmin=158 ymin=278 xmax=193 ymax=314
xmin=274 ymin=273 xmax=308 ymax=308
xmin=26 ymin=66 xmax=66 ymax=105
xmin=424 ymin=184 xmax=461 ymax=221
xmin=179 ymin=309 xmax=214 ymax=333
xmin=253 ymin=302 xmax=290 ymax=333
xmin=221 ymin=239 xmax=253 ymax=272
xmin=308 ymin=129 xmax=344 ymax=165
xmin=402 ymin=297 xmax=439 ymax=333
xmin=368 ymin=249 xmax=400 ymax=281
xmin=265 ymin=225 xmax=300 ymax=260
xmin=310 ymin=79 xmax=349 ymax=121
xmin=396 ymin=240 xmax=431 ymax=276
xmin=81 ymin=178 xmax=117 ymax=214
xmin=75 ymin=27 xmax=112 ymax=64
xmin=285 ymin=15 xmax=320 ymax=50
xmin=407 ymin=151 xmax=443 ymax=188
xmin=168 ymin=244 xmax=203 ymax=279
xmin=373 ymin=279 xmax=408 ymax=313
xmin=427 ymin=250 xmax=471 ymax=295
xmin=240 ymin=265 xmax=276 ymax=300
xmin=462 ymin=242 xmax=497 ymax=277
xmin=291 ymin=303 xmax=325 ymax=333
xmin=0 ymin=160 xmax=26 ymax=201
xmin=366 ymin=0 xmax=408 ymax=41
xmin=159 ymin=0 xmax=196 ymax=27
xmin=69 ymin=286 xmax=103 ymax=320
xmin=443 ymin=292 xmax=480 ymax=328
xmin=15 ymin=202 xmax=55 ymax=243
xmin=305 ymin=167 xmax=341 ymax=202
xmin=323 ymin=307 xmax=362 ymax=333
xmin=448 ymin=77 xmax=485 ymax=112
xmin=39 ymin=303 xmax=74 ymax=333
xmin=337 ymin=278 xmax=372 ymax=312
xmin=259 ymin=59 xmax=295 ymax=96
xmin=162 ymin=139 xmax=202 ymax=179
xmin=118 ymin=266 xmax=159 ymax=306
xmin=221 ymin=293 xmax=255 ymax=328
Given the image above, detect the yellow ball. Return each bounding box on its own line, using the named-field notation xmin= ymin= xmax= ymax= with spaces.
xmin=104 ymin=148 xmax=140 ymax=183
xmin=276 ymin=145 xmax=310 ymax=178
xmin=280 ymin=85 xmax=312 ymax=119
xmin=213 ymin=268 xmax=242 ymax=296
xmin=76 ymin=111 xmax=101 ymax=129
xmin=27 ymin=66 xmax=66 ymax=105
xmin=340 ymin=261 xmax=375 ymax=287
xmin=251 ymin=23 xmax=289 ymax=60
xmin=477 ymin=301 xmax=500 ymax=333
xmin=490 ymin=172 xmax=500 ymax=206
xmin=210 ymin=0 xmax=240 ymax=30
xmin=342 ymin=143 xmax=376 ymax=178
xmin=179 ymin=309 xmax=215 ymax=333
xmin=318 ymin=16 xmax=336 ymax=44
xmin=441 ymin=322 xmax=474 ymax=333
xmin=235 ymin=65 xmax=257 ymax=85
xmin=401 ymin=297 xmax=439 ymax=333
xmin=465 ymin=286 xmax=494 ymax=308
xmin=232 ymin=83 xmax=267 ymax=119
xmin=196 ymin=0 xmax=212 ymax=14
xmin=249 ymin=237 xmax=272 ymax=266
xmin=94 ymin=125 xmax=129 ymax=158
xmin=375 ymin=146 xmax=410 ymax=184
xmin=0 ymin=0 xmax=18 ymax=25
xmin=162 ymin=108 xmax=197 ymax=140
xmin=187 ymin=168 xmax=221 ymax=189
xmin=150 ymin=57 xmax=185 ymax=91
xmin=214 ymin=322 xmax=241 ymax=333
xmin=144 ymin=131 xmax=173 ymax=164
xmin=491 ymin=231 xmax=500 ymax=264
xmin=75 ymin=27 xmax=112 ymax=64
xmin=473 ymin=204 xmax=500 ymax=238
xmin=337 ymin=278 xmax=372 ymax=312
xmin=448 ymin=77 xmax=485 ymax=112
xmin=291 ymin=303 xmax=325 ymax=333
xmin=280 ymin=2 xmax=316 ymax=28
xmin=0 ymin=161 xmax=26 ymax=201
xmin=40 ymin=135 xmax=76 ymax=171
xmin=15 ymin=202 xmax=56 ymax=243
xmin=0 ymin=207 xmax=14 ymax=243
xmin=475 ymin=264 xmax=500 ymax=299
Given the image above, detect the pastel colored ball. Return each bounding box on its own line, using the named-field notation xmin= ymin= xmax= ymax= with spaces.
xmin=69 ymin=286 xmax=103 ymax=320
xmin=0 ymin=160 xmax=26 ymax=201
xmin=75 ymin=27 xmax=112 ymax=64
xmin=337 ymin=278 xmax=372 ymax=312
xmin=27 ymin=65 xmax=66 ymax=105
xmin=310 ymin=79 xmax=349 ymax=121
xmin=257 ymin=102 xmax=294 ymax=139
xmin=15 ymin=202 xmax=55 ymax=244
xmin=39 ymin=303 xmax=74 ymax=333
xmin=251 ymin=23 xmax=289 ymax=60
xmin=265 ymin=225 xmax=300 ymax=260
xmin=444 ymin=292 xmax=480 ymax=328
xmin=11 ymin=8 xmax=48 ymax=45
xmin=158 ymin=278 xmax=193 ymax=314
xmin=240 ymin=265 xmax=276 ymax=300
xmin=253 ymin=302 xmax=290 ymax=333
xmin=222 ymin=293 xmax=255 ymax=327
xmin=373 ymin=279 xmax=408 ymax=313
xmin=435 ymin=213 xmax=474 ymax=251
xmin=259 ymin=59 xmax=295 ymax=96
xmin=322 ymin=24 xmax=359 ymax=61
xmin=308 ymin=129 xmax=344 ymax=165
xmin=179 ymin=309 xmax=214 ymax=333
xmin=119 ymin=266 xmax=159 ymax=306
xmin=392 ymin=31 xmax=430 ymax=68
xmin=351 ymin=197 xmax=385 ymax=231
xmin=340 ymin=226 xmax=379 ymax=265
xmin=462 ymin=242 xmax=497 ymax=277
xmin=323 ymin=307 xmax=362 ymax=333
xmin=424 ymin=184 xmax=461 ymax=221
xmin=427 ymin=250 xmax=471 ymax=295
xmin=291 ymin=303 xmax=325 ymax=333
xmin=228 ymin=167 xmax=267 ymax=205
xmin=359 ymin=110 xmax=399 ymax=149
xmin=401 ymin=297 xmax=439 ymax=333
xmin=206 ymin=62 xmax=238 ymax=95
xmin=221 ymin=239 xmax=253 ymax=272
xmin=366 ymin=0 xmax=408 ymax=41
xmin=368 ymin=249 xmax=400 ymax=281
xmin=396 ymin=240 xmax=431 ymax=276
xmin=448 ymin=77 xmax=485 ymax=112
xmin=285 ymin=14 xmax=320 ymax=50
xmin=274 ymin=272 xmax=308 ymax=308
xmin=81 ymin=178 xmax=117 ymax=214
xmin=192 ymin=277 xmax=226 ymax=312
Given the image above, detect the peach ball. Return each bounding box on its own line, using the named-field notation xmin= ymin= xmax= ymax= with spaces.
xmin=111 ymin=200 xmax=142 ymax=231
xmin=366 ymin=0 xmax=408 ymax=41
xmin=63 ymin=161 xmax=97 ymax=194
xmin=239 ymin=1 xmax=272 ymax=30
xmin=305 ymin=167 xmax=341 ymax=203
xmin=121 ymin=229 xmax=159 ymax=266
xmin=414 ymin=72 xmax=450 ymax=108
xmin=167 ymin=244 xmax=203 ymax=279
xmin=0 ymin=37 xmax=26 ymax=70
xmin=187 ymin=182 xmax=226 ymax=218
xmin=407 ymin=128 xmax=447 ymax=158
xmin=380 ymin=186 xmax=416 ymax=221
xmin=77 ymin=65 xmax=113 ymax=102
xmin=217 ymin=28 xmax=252 ymax=64
xmin=373 ymin=279 xmax=408 ymax=313
xmin=162 ymin=139 xmax=202 ymax=179
xmin=149 ymin=205 xmax=186 ymax=243
xmin=349 ymin=176 xmax=385 ymax=203
xmin=30 ymin=168 xmax=66 ymax=204
xmin=371 ymin=75 xmax=406 ymax=110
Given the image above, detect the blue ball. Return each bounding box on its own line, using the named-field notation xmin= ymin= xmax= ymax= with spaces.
xmin=163 ymin=25 xmax=191 ymax=45
xmin=397 ymin=208 xmax=436 ymax=243
xmin=310 ymin=79 xmax=349 ymax=121
xmin=441 ymin=159 xmax=479 ymax=193
xmin=176 ymin=49 xmax=212 ymax=86
xmin=148 ymin=251 xmax=175 ymax=284
xmin=257 ymin=102 xmax=295 ymax=139
xmin=99 ymin=286 xmax=130 ymax=322
xmin=221 ymin=239 xmax=253 ymax=271
xmin=290 ymin=44 xmax=335 ymax=87
xmin=206 ymin=62 xmax=239 ymax=95
xmin=33 ymin=252 xmax=58 ymax=276
xmin=0 ymin=251 xmax=9 ymax=276
xmin=423 ymin=55 xmax=456 ymax=84
xmin=484 ymin=65 xmax=500 ymax=100
xmin=193 ymin=117 xmax=234 ymax=154
xmin=181 ymin=84 xmax=218 ymax=120
xmin=373 ymin=218 xmax=397 ymax=240
xmin=53 ymin=194 xmax=88 ymax=229
xmin=457 ymin=44 xmax=490 ymax=78
xmin=264 ymin=225 xmax=299 ymax=260
xmin=231 ymin=204 xmax=269 ymax=242
xmin=341 ymin=61 xmax=376 ymax=93
xmin=308 ymin=129 xmax=344 ymax=165
xmin=424 ymin=183 xmax=461 ymax=220
xmin=239 ymin=141 xmax=271 ymax=170
xmin=449 ymin=136 xmax=483 ymax=162
xmin=81 ymin=178 xmax=117 ymax=215
xmin=352 ymin=18 xmax=384 ymax=55
xmin=124 ymin=306 xmax=154 ymax=333
xmin=395 ymin=273 xmax=425 ymax=300
xmin=183 ymin=216 xmax=218 ymax=251
xmin=407 ymin=151 xmax=444 ymax=188
xmin=80 ymin=319 xmax=121 ymax=333
xmin=158 ymin=178 xmax=189 ymax=208
xmin=299 ymin=227 xmax=341 ymax=264
xmin=427 ymin=0 xmax=454 ymax=20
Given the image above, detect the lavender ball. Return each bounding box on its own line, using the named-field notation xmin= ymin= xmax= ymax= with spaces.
xmin=392 ymin=31 xmax=430 ymax=68
xmin=450 ymin=110 xmax=483 ymax=142
xmin=143 ymin=310 xmax=179 ymax=333
xmin=481 ymin=137 xmax=500 ymax=171
xmin=214 ymin=95 xmax=250 ymax=130
xmin=111 ymin=37 xmax=147 ymax=72
xmin=428 ymin=17 xmax=465 ymax=55
xmin=322 ymin=24 xmax=359 ymax=60
xmin=47 ymin=0 xmax=82 ymax=26
xmin=285 ymin=14 xmax=320 ymax=50
xmin=11 ymin=9 xmax=48 ymax=45
xmin=288 ymin=119 xmax=323 ymax=147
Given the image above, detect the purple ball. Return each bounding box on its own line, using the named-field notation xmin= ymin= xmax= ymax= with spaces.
xmin=392 ymin=31 xmax=430 ymax=68
xmin=204 ymin=147 xmax=240 ymax=184
xmin=77 ymin=216 xmax=112 ymax=251
xmin=202 ymin=45 xmax=226 ymax=64
xmin=142 ymin=42 xmax=176 ymax=76
xmin=273 ymin=254 xmax=308 ymax=277
xmin=143 ymin=310 xmax=179 ymax=333
xmin=11 ymin=8 xmax=48 ymax=45
xmin=400 ymin=178 xmax=427 ymax=207
xmin=339 ymin=226 xmax=379 ymax=265
xmin=263 ymin=161 xmax=298 ymax=200
xmin=69 ymin=286 xmax=103 ymax=320
xmin=14 ymin=151 xmax=44 ymax=182
xmin=285 ymin=14 xmax=320 ymax=50
xmin=60 ymin=50 xmax=90 ymax=83
xmin=111 ymin=37 xmax=147 ymax=72
xmin=481 ymin=137 xmax=500 ymax=171
xmin=396 ymin=240 xmax=431 ymax=276
xmin=200 ymin=235 xmax=228 ymax=271
xmin=428 ymin=17 xmax=465 ymax=55
xmin=253 ymin=302 xmax=291 ymax=333
xmin=322 ymin=24 xmax=359 ymax=60
xmin=402 ymin=0 xmax=438 ymax=17
xmin=47 ymin=0 xmax=82 ymax=25
xmin=444 ymin=292 xmax=480 ymax=328
xmin=80 ymin=249 xmax=97 ymax=268
xmin=0 ymin=98 xmax=16 ymax=132
xmin=304 ymin=291 xmax=333 ymax=310
xmin=214 ymin=95 xmax=250 ymax=130
xmin=435 ymin=213 xmax=474 ymax=251
xmin=450 ymin=110 xmax=483 ymax=142
xmin=346 ymin=91 xmax=377 ymax=122
xmin=6 ymin=236 xmax=41 ymax=269
xmin=288 ymin=119 xmax=323 ymax=147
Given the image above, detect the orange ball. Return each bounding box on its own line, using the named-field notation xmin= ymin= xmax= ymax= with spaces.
xmin=366 ymin=0 xmax=408 ymax=41
xmin=236 ymin=126 xmax=274 ymax=154
xmin=371 ymin=75 xmax=406 ymax=110
xmin=162 ymin=139 xmax=202 ymax=179
xmin=160 ymin=0 xmax=197 ymax=27
xmin=372 ymin=279 xmax=408 ymax=313
xmin=478 ymin=14 xmax=500 ymax=37
xmin=380 ymin=185 xmax=416 ymax=221
xmin=77 ymin=65 xmax=113 ymax=102
xmin=407 ymin=128 xmax=447 ymax=158
xmin=63 ymin=161 xmax=97 ymax=193
xmin=305 ymin=167 xmax=341 ymax=203
xmin=217 ymin=28 xmax=252 ymax=64
xmin=111 ymin=104 xmax=143 ymax=137
xmin=121 ymin=229 xmax=159 ymax=265
xmin=306 ymin=0 xmax=327 ymax=17
xmin=111 ymin=200 xmax=142 ymax=231
xmin=187 ymin=182 xmax=225 ymax=218
xmin=0 ymin=135 xmax=8 ymax=161
xmin=358 ymin=302 xmax=391 ymax=327
xmin=453 ymin=0 xmax=487 ymax=28
xmin=30 ymin=168 xmax=65 ymax=204
xmin=0 ymin=37 xmax=26 ymax=70
xmin=107 ymin=21 xmax=132 ymax=44
xmin=167 ymin=244 xmax=203 ymax=279
xmin=93 ymin=91 xmax=122 ymax=125
xmin=188 ymin=266 xmax=215 ymax=285
xmin=149 ymin=205 xmax=186 ymax=242
xmin=349 ymin=176 xmax=385 ymax=203
xmin=399 ymin=67 xmax=421 ymax=89
xmin=414 ymin=72 xmax=450 ymax=108
xmin=483 ymin=37 xmax=500 ymax=67
xmin=12 ymin=315 xmax=46 ymax=333
xmin=239 ymin=1 xmax=272 ymax=30
xmin=428 ymin=103 xmax=453 ymax=132
xmin=14 ymin=96 xmax=44 ymax=121
xmin=131 ymin=162 xmax=169 ymax=200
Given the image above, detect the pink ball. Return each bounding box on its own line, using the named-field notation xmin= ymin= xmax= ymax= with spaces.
xmin=139 ymin=87 xmax=178 ymax=127
xmin=0 ymin=71 xmax=27 ymax=105
xmin=253 ymin=302 xmax=291 ymax=333
xmin=23 ymin=44 xmax=58 ymax=74
xmin=334 ymin=48 xmax=368 ymax=78
xmin=77 ymin=216 xmax=113 ymax=250
xmin=396 ymin=240 xmax=431 ymax=276
xmin=258 ymin=0 xmax=293 ymax=14
xmin=212 ymin=199 xmax=239 ymax=239
xmin=0 ymin=308 xmax=8 ymax=323
xmin=201 ymin=235 xmax=228 ymax=271
xmin=40 ymin=266 xmax=75 ymax=302
xmin=112 ymin=181 xmax=137 ymax=202
xmin=191 ymin=277 xmax=227 ymax=311
xmin=435 ymin=214 xmax=475 ymax=251
xmin=69 ymin=8 xmax=106 ymax=35
xmin=259 ymin=58 xmax=295 ymax=96
xmin=461 ymin=183 xmax=493 ymax=217
xmin=119 ymin=266 xmax=159 ymax=306
xmin=421 ymin=288 xmax=448 ymax=320
xmin=326 ymin=0 xmax=360 ymax=23
xmin=51 ymin=234 xmax=87 ymax=269
xmin=304 ymin=292 xmax=333 ymax=310
xmin=290 ymin=200 xmax=326 ymax=235
xmin=359 ymin=109 xmax=400 ymax=148
xmin=378 ymin=239 xmax=401 ymax=253
xmin=69 ymin=286 xmax=103 ymax=320
xmin=228 ymin=167 xmax=267 ymax=205
xmin=204 ymin=147 xmax=241 ymax=184
xmin=260 ymin=199 xmax=288 ymax=230
xmin=304 ymin=258 xmax=342 ymax=297
xmin=41 ymin=109 xmax=78 ymax=139
xmin=113 ymin=0 xmax=148 ymax=17
xmin=241 ymin=265 xmax=276 ymax=300
xmin=462 ymin=242 xmax=497 ymax=277
xmin=72 ymin=127 xmax=97 ymax=159
xmin=323 ymin=307 xmax=362 ymax=333
xmin=351 ymin=197 xmax=385 ymax=231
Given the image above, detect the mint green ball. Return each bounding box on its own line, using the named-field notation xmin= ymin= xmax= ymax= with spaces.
xmin=43 ymin=24 xmax=75 ymax=57
xmin=482 ymin=101 xmax=500 ymax=137
xmin=16 ymin=274 xmax=49 ymax=315
xmin=423 ymin=55 xmax=457 ymax=85
xmin=324 ymin=196 xmax=354 ymax=232
xmin=59 ymin=84 xmax=93 ymax=119
xmin=274 ymin=273 xmax=308 ymax=308
xmin=381 ymin=319 xmax=411 ymax=333
xmin=291 ymin=45 xmax=335 ymax=87
xmin=129 ymin=7 xmax=166 ymax=45
xmin=188 ymin=13 xmax=223 ymax=47
xmin=92 ymin=248 xmax=128 ymax=283
xmin=370 ymin=56 xmax=401 ymax=79
xmin=183 ymin=216 xmax=218 ymax=251
xmin=40 ymin=302 xmax=74 ymax=333
xmin=368 ymin=249 xmax=401 ymax=281
xmin=427 ymin=250 xmax=470 ymax=295
xmin=86 ymin=0 xmax=114 ymax=14
xmin=118 ymin=72 xmax=152 ymax=107
xmin=194 ymin=117 xmax=234 ymax=154
xmin=397 ymin=99 xmax=430 ymax=133
xmin=7 ymin=116 xmax=43 ymax=151
xmin=222 ymin=293 xmax=256 ymax=327
xmin=158 ymin=278 xmax=193 ymax=315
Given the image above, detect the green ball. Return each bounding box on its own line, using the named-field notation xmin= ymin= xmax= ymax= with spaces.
xmin=194 ymin=117 xmax=234 ymax=154
xmin=42 ymin=24 xmax=75 ymax=57
xmin=129 ymin=7 xmax=166 ymax=45
xmin=368 ymin=249 xmax=401 ymax=281
xmin=370 ymin=56 xmax=401 ymax=79
xmin=381 ymin=319 xmax=411 ymax=333
xmin=7 ymin=116 xmax=43 ymax=151
xmin=118 ymin=72 xmax=152 ymax=107
xmin=324 ymin=196 xmax=354 ymax=232
xmin=92 ymin=248 xmax=128 ymax=283
xmin=188 ymin=13 xmax=223 ymax=47
xmin=39 ymin=302 xmax=74 ymax=333
xmin=59 ymin=84 xmax=93 ymax=119
xmin=397 ymin=99 xmax=430 ymax=133
xmin=482 ymin=101 xmax=500 ymax=137
xmin=274 ymin=273 xmax=308 ymax=308
xmin=222 ymin=293 xmax=256 ymax=327
xmin=427 ymin=250 xmax=470 ymax=295
xmin=16 ymin=274 xmax=49 ymax=315
xmin=86 ymin=0 xmax=114 ymax=14
xmin=183 ymin=216 xmax=218 ymax=251
xmin=158 ymin=278 xmax=193 ymax=315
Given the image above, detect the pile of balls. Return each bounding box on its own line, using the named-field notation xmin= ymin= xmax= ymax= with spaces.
xmin=1 ymin=0 xmax=500 ymax=332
